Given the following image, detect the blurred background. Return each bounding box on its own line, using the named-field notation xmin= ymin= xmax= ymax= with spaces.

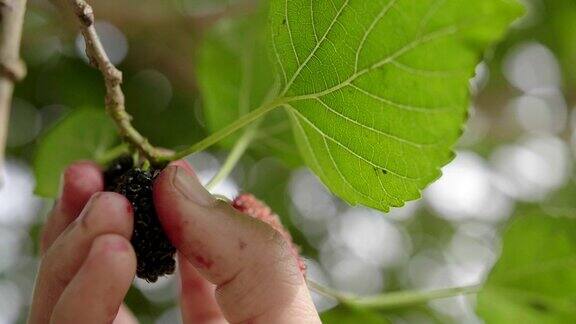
xmin=1 ymin=0 xmax=575 ymax=323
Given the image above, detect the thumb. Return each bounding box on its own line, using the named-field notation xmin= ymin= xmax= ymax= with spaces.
xmin=153 ymin=165 xmax=320 ymax=324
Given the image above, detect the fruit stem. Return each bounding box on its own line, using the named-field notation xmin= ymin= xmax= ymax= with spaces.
xmin=307 ymin=279 xmax=481 ymax=310
xmin=63 ymin=0 xmax=169 ymax=165
xmin=163 ymin=99 xmax=283 ymax=163
xmin=95 ymin=143 xmax=129 ymax=165
xmin=206 ymin=121 xmax=261 ymax=190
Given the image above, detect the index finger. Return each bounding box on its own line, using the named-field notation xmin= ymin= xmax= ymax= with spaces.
xmin=40 ymin=161 xmax=104 ymax=253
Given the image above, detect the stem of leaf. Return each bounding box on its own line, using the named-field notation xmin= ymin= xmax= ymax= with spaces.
xmin=307 ymin=280 xmax=355 ymax=304
xmin=307 ymin=279 xmax=481 ymax=310
xmin=164 ymin=99 xmax=283 ymax=162
xmin=95 ymin=144 xmax=129 ymax=165
xmin=206 ymin=121 xmax=260 ymax=190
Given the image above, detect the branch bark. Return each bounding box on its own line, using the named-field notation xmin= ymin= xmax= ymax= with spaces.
xmin=62 ymin=0 xmax=167 ymax=165
xmin=0 ymin=0 xmax=27 ymax=184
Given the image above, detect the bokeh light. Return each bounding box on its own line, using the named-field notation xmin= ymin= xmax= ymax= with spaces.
xmin=425 ymin=151 xmax=513 ymax=223
xmin=75 ymin=21 xmax=128 ymax=65
xmin=491 ymin=135 xmax=571 ymax=201
xmin=503 ymin=42 xmax=562 ymax=93
xmin=7 ymin=99 xmax=41 ymax=148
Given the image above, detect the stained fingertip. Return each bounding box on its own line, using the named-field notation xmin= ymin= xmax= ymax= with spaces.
xmin=59 ymin=161 xmax=104 ymax=217
xmin=78 ymin=192 xmax=133 ymax=235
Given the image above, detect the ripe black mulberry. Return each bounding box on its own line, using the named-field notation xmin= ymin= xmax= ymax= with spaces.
xmin=105 ymin=157 xmax=176 ymax=282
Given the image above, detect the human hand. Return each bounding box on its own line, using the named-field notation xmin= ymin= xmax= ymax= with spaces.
xmin=29 ymin=161 xmax=320 ymax=323
xmin=28 ymin=161 xmax=138 ymax=324
xmin=153 ymin=164 xmax=321 ymax=324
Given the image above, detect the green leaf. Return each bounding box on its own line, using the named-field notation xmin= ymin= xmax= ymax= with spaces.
xmin=321 ymin=306 xmax=391 ymax=324
xmin=34 ymin=108 xmax=117 ymax=197
xmin=197 ymin=9 xmax=301 ymax=166
xmin=268 ymin=0 xmax=522 ymax=211
xmin=477 ymin=214 xmax=576 ymax=323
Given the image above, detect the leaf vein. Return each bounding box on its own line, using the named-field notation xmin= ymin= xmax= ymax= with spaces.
xmin=287 ymin=105 xmax=420 ymax=181
xmin=354 ymin=0 xmax=398 ymax=72
xmin=284 ymin=0 xmax=300 ymax=66
xmin=281 ymin=0 xmax=350 ymax=96
xmin=314 ymin=97 xmax=440 ymax=148
xmin=323 ymin=136 xmax=393 ymax=207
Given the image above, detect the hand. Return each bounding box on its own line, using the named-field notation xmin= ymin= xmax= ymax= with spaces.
xmin=29 ymin=161 xmax=138 ymax=324
xmin=153 ymin=164 xmax=321 ymax=323
xmin=29 ymin=161 xmax=320 ymax=324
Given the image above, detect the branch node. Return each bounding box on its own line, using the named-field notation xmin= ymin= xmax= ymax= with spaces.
xmin=106 ymin=65 xmax=122 ymax=85
xmin=0 ymin=0 xmax=12 ymax=10
xmin=74 ymin=1 xmax=94 ymax=26
xmin=0 ymin=58 xmax=26 ymax=82
xmin=65 ymin=0 xmax=162 ymax=164
xmin=0 ymin=0 xmax=27 ymax=184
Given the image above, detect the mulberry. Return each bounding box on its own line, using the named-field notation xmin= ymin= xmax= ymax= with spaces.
xmin=105 ymin=157 xmax=176 ymax=282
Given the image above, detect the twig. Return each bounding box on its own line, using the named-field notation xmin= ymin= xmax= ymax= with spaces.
xmin=349 ymin=284 xmax=481 ymax=309
xmin=95 ymin=143 xmax=129 ymax=165
xmin=0 ymin=0 xmax=27 ymax=185
xmin=307 ymin=279 xmax=481 ymax=310
xmin=306 ymin=279 xmax=354 ymax=305
xmin=62 ymin=0 xmax=167 ymax=165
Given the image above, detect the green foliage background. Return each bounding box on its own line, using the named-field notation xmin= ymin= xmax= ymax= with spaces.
xmin=2 ymin=0 xmax=576 ymax=323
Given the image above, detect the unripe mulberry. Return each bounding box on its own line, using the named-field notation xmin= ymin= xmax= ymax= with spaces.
xmin=105 ymin=157 xmax=176 ymax=282
xmin=232 ymin=193 xmax=306 ymax=274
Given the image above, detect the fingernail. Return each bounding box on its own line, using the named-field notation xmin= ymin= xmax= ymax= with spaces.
xmin=172 ymin=166 xmax=215 ymax=206
xmin=77 ymin=192 xmax=99 ymax=222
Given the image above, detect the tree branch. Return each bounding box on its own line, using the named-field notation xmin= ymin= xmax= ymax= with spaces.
xmin=0 ymin=0 xmax=27 ymax=185
xmin=62 ymin=0 xmax=168 ymax=165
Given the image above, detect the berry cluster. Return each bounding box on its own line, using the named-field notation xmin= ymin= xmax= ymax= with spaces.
xmin=104 ymin=157 xmax=176 ymax=282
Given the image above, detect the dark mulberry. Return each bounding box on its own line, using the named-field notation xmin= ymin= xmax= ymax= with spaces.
xmin=105 ymin=157 xmax=176 ymax=282
xmin=103 ymin=155 xmax=133 ymax=191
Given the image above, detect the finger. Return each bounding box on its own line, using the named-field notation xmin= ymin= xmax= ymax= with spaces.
xmin=170 ymin=159 xmax=195 ymax=175
xmin=51 ymin=234 xmax=136 ymax=324
xmin=29 ymin=192 xmax=133 ymax=324
xmin=179 ymin=253 xmax=226 ymax=324
xmin=170 ymin=161 xmax=224 ymax=323
xmin=113 ymin=305 xmax=139 ymax=324
xmin=154 ymin=166 xmax=320 ymax=324
xmin=41 ymin=161 xmax=104 ymax=253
